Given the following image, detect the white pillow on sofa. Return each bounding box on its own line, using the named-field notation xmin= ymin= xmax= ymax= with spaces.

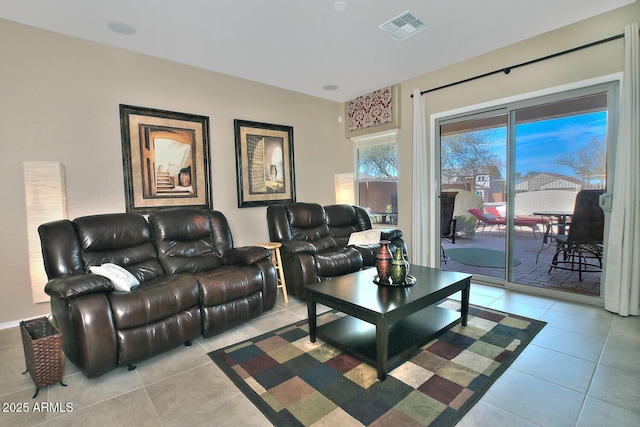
xmin=347 ymin=229 xmax=381 ymax=246
xmin=89 ymin=263 xmax=139 ymax=292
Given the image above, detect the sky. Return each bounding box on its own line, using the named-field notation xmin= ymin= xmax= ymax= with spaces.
xmin=484 ymin=111 xmax=608 ymax=180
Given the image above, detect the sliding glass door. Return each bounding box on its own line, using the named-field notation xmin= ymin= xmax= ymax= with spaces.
xmin=440 ymin=112 xmax=508 ymax=282
xmin=438 ymin=82 xmax=617 ymax=298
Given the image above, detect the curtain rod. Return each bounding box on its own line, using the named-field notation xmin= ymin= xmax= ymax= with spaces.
xmin=414 ymin=33 xmax=624 ymax=97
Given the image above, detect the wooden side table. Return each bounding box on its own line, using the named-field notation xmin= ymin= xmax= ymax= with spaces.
xmin=256 ymin=242 xmax=288 ymax=303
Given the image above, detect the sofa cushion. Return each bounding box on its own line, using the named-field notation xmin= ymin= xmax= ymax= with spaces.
xmin=116 ymin=306 xmax=202 ymax=365
xmin=196 ymin=265 xmax=265 ymax=307
xmin=325 ymin=204 xmax=360 ymax=227
xmin=201 ymin=293 xmax=263 ymax=337
xmin=107 ymin=274 xmax=200 ymax=330
xmin=156 ymin=239 xmax=222 ymax=274
xmin=149 ymin=208 xmax=225 ymax=274
xmin=315 ymin=247 xmax=363 ymax=278
xmin=286 ymin=203 xmax=333 ymax=243
xmin=74 ymin=213 xmax=164 ymax=283
xmin=325 ymin=204 xmax=373 ymax=244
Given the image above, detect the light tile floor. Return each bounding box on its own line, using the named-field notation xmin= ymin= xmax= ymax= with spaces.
xmin=1 ymin=284 xmax=638 ymax=426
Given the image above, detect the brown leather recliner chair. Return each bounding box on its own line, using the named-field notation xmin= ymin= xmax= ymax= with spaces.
xmin=324 ymin=204 xmax=407 ymax=266
xmin=266 ymin=202 xmax=363 ymax=300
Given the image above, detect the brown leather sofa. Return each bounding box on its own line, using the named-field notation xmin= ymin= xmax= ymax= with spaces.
xmin=38 ymin=208 xmax=277 ymax=378
xmin=266 ymin=203 xmax=363 ymax=299
xmin=266 ymin=202 xmax=407 ymax=300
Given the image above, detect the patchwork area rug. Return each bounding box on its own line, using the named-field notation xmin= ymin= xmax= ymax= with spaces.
xmin=209 ymin=302 xmax=545 ymax=426
xmin=445 ymin=248 xmax=521 ymax=268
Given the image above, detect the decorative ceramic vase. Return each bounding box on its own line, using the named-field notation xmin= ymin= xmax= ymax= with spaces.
xmin=375 ymin=240 xmax=392 ymax=283
xmin=390 ymin=248 xmax=409 ymax=284
xmin=269 ymin=164 xmax=277 ymax=183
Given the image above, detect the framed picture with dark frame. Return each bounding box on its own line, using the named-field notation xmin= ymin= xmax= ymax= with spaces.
xmin=119 ymin=104 xmax=212 ymax=213
xmin=234 ymin=119 xmax=296 ymax=208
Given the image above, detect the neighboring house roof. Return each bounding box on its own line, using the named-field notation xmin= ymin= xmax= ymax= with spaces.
xmin=515 ymin=173 xmax=583 ymax=191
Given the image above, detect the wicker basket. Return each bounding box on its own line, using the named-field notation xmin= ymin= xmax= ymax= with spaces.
xmin=20 ymin=316 xmax=66 ymax=398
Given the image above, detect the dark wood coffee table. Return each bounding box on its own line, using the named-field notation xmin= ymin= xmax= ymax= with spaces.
xmin=306 ymin=265 xmax=471 ymax=380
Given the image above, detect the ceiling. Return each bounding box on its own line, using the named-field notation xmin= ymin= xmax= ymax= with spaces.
xmin=0 ymin=0 xmax=634 ymax=102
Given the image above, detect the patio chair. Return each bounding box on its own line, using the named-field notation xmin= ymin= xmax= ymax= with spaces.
xmin=441 ymin=192 xmax=458 ymax=243
xmin=468 ymin=208 xmax=506 ymax=232
xmin=485 ymin=206 xmax=548 ymax=239
xmin=440 ymin=192 xmax=458 ymax=263
xmin=548 ymin=189 xmax=605 ymax=281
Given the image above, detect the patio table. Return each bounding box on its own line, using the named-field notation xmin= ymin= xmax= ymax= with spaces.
xmin=533 ymin=211 xmax=573 ymax=262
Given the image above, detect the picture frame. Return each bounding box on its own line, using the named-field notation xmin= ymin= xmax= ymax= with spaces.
xmin=234 ymin=119 xmax=296 ymax=208
xmin=119 ymin=104 xmax=212 ymax=213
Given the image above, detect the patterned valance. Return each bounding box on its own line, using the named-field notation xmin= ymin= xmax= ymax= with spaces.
xmin=345 ymin=85 xmax=399 ymax=137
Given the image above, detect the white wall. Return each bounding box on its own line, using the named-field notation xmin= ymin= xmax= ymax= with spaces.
xmin=0 ymin=19 xmax=352 ymax=324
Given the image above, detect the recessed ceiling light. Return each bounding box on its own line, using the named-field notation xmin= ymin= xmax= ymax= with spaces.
xmin=323 ymin=85 xmax=339 ymax=91
xmin=108 ymin=21 xmax=136 ymax=35
xmin=333 ymin=2 xmax=347 ymax=12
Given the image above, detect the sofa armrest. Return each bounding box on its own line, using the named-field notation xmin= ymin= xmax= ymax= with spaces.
xmin=50 ymin=294 xmax=117 ymax=378
xmin=380 ymin=228 xmax=403 ymax=241
xmin=281 ymin=240 xmax=318 ymax=254
xmin=222 ymin=246 xmax=270 ymax=265
xmin=44 ymin=274 xmax=114 ymax=299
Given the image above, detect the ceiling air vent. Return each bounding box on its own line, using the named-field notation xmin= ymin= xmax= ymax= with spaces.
xmin=379 ymin=11 xmax=427 ymax=41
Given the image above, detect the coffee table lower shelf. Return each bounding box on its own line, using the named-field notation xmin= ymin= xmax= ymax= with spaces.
xmin=315 ymin=305 xmax=460 ymax=378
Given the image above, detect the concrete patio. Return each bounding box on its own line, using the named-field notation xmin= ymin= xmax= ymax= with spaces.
xmin=441 ymin=227 xmax=602 ymax=297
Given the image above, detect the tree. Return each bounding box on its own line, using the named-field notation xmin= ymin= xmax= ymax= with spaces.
xmin=554 ymin=137 xmax=606 ymax=179
xmin=358 ymin=144 xmax=397 ymax=178
xmin=441 ymin=131 xmax=503 ymax=186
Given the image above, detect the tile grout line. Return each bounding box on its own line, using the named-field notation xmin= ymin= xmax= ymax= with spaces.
xmin=572 ymin=316 xmax=615 ymax=426
xmin=139 ymin=369 xmax=164 ymax=427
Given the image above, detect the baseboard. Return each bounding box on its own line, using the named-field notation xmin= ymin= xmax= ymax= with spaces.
xmin=0 ymin=313 xmax=52 ymax=331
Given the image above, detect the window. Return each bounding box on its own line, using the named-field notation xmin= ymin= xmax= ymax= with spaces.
xmin=355 ymin=132 xmax=398 ymax=225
